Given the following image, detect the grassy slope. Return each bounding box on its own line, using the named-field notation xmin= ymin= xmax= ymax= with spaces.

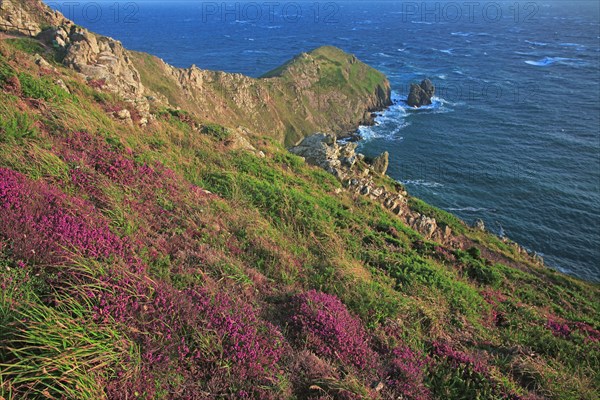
xmin=0 ymin=38 xmax=599 ymax=400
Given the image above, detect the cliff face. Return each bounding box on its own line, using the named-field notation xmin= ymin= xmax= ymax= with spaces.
xmin=1 ymin=0 xmax=391 ymax=145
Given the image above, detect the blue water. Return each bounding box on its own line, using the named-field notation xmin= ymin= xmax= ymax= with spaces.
xmin=47 ymin=1 xmax=600 ymax=282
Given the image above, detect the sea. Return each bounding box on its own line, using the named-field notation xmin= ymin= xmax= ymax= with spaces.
xmin=46 ymin=0 xmax=600 ymax=282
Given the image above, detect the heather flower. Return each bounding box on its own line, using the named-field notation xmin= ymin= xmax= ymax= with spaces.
xmin=289 ymin=290 xmax=376 ymax=369
xmin=431 ymin=341 xmax=489 ymax=376
xmin=546 ymin=318 xmax=571 ymax=338
xmin=0 ymin=168 xmax=130 ymax=264
xmin=572 ymin=322 xmax=600 ymax=343
xmin=386 ymin=345 xmax=431 ymax=400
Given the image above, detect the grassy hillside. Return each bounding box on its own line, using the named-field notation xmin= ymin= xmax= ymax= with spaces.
xmin=0 ymin=34 xmax=599 ymax=400
xmin=129 ymin=45 xmax=390 ymax=146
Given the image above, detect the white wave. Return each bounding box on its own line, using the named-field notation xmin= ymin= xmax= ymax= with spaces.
xmin=525 ymin=40 xmax=548 ymax=46
xmin=437 ymin=74 xmax=447 ymax=80
xmin=451 ymin=31 xmax=473 ymax=37
xmin=375 ymin=52 xmax=392 ymax=58
xmin=439 ymin=49 xmax=454 ymax=55
xmin=394 ymin=94 xmax=457 ymax=113
xmin=355 ymin=91 xmax=411 ymax=142
xmin=397 ymin=48 xmax=407 ymax=52
xmin=560 ymin=43 xmax=586 ymax=51
xmin=525 ymin=56 xmax=585 ymax=66
xmin=447 ymin=207 xmax=496 ymax=212
xmin=400 ymin=180 xmax=444 ymax=188
xmin=412 ymin=21 xmax=434 ymax=25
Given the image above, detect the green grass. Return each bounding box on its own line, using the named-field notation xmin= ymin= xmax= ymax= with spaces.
xmin=0 ymin=109 xmax=38 ymax=143
xmin=18 ymin=72 xmax=69 ymax=101
xmin=5 ymin=38 xmax=45 ymax=55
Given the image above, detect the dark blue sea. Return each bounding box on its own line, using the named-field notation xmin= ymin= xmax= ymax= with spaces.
xmin=47 ymin=1 xmax=600 ymax=282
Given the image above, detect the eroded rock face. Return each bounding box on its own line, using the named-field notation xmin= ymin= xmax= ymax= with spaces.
xmin=407 ymin=79 xmax=435 ymax=108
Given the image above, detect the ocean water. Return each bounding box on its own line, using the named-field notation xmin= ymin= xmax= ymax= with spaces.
xmin=47 ymin=1 xmax=600 ymax=282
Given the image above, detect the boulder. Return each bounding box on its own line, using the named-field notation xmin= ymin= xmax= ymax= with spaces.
xmin=473 ymin=219 xmax=486 ymax=231
xmin=407 ymin=79 xmax=435 ymax=108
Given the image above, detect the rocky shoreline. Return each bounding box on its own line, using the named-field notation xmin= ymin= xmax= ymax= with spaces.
xmin=289 ymin=131 xmax=545 ymax=267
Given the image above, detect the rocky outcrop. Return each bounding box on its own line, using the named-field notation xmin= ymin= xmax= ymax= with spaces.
xmin=59 ymin=27 xmax=144 ymax=99
xmin=0 ymin=0 xmax=68 ymax=36
xmin=371 ymin=152 xmax=389 ymax=175
xmin=473 ymin=219 xmax=486 ymax=231
xmin=1 ymin=0 xmax=149 ymax=122
xmin=290 ymin=134 xmax=453 ymax=243
xmin=407 ymin=79 xmax=435 ymax=108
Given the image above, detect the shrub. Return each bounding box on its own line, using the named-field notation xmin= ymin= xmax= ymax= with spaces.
xmin=18 ymin=73 xmax=68 ymax=101
xmin=0 ymin=58 xmax=16 ymax=86
xmin=201 ymin=123 xmax=231 ymax=141
xmin=0 ymin=111 xmax=38 ymax=142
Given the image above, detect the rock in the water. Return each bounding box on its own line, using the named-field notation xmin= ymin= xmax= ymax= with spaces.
xmin=371 ymin=151 xmax=389 ymax=175
xmin=407 ymin=79 xmax=435 ymax=108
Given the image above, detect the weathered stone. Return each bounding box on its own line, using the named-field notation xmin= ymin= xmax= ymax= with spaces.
xmin=473 ymin=219 xmax=486 ymax=231
xmin=371 ymin=186 xmax=384 ymax=197
xmin=116 ymin=109 xmax=131 ymax=120
xmin=54 ymin=79 xmax=69 ymax=93
xmin=371 ymin=151 xmax=389 ymax=175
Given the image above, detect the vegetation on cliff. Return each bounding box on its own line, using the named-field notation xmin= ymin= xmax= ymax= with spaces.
xmin=0 ymin=3 xmax=599 ymax=400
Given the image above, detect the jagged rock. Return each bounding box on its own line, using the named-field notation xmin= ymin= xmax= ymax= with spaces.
xmin=410 ymin=214 xmax=438 ymax=239
xmin=289 ymin=133 xmax=343 ymax=171
xmin=116 ymin=109 xmax=131 ymax=120
xmin=371 ymin=151 xmax=389 ymax=175
xmin=474 ymin=219 xmax=486 ymax=231
xmin=34 ymin=54 xmax=52 ymax=69
xmin=0 ymin=0 xmax=69 ymax=37
xmin=407 ymin=79 xmax=435 ymax=108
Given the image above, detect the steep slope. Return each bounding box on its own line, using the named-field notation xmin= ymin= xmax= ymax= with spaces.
xmin=0 ymin=2 xmax=599 ymax=400
xmin=1 ymin=0 xmax=391 ymax=145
